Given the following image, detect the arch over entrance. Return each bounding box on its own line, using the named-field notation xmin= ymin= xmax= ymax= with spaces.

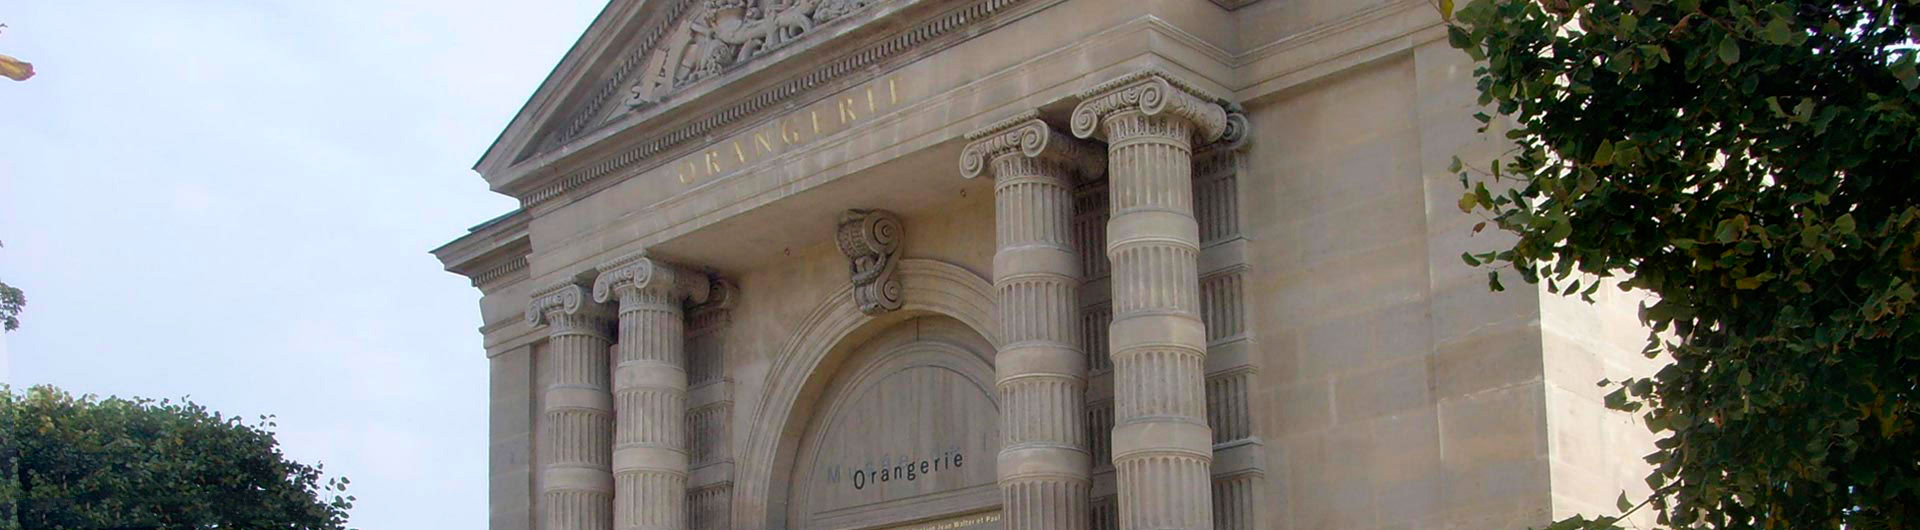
xmin=788 ymin=317 xmax=999 ymax=529
xmin=735 ymin=259 xmax=1001 ymax=529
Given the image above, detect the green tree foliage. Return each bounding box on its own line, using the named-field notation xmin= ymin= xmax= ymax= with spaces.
xmin=0 ymin=241 xmax=21 ymax=332
xmin=1444 ymin=1 xmax=1920 ymax=528
xmin=0 ymin=386 xmax=353 ymax=530
xmin=0 ymin=281 xmax=19 ymax=333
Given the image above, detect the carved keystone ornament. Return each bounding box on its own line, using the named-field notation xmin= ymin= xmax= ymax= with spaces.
xmin=836 ymin=208 xmax=904 ymax=315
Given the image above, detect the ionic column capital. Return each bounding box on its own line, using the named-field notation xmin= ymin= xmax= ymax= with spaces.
xmin=526 ymin=280 xmax=614 ymax=331
xmin=959 ymin=111 xmax=1103 ymax=180
xmin=1069 ymin=69 xmax=1231 ymax=143
xmin=591 ymin=252 xmax=713 ymax=308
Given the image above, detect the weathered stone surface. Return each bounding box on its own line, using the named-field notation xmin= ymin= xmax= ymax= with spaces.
xmin=433 ymin=2 xmax=1662 ymax=529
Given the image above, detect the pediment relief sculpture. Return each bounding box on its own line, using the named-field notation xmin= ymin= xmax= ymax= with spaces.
xmin=626 ymin=0 xmax=886 ymax=108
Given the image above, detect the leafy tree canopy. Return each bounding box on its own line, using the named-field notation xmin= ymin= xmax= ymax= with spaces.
xmin=0 ymin=281 xmax=19 ymax=333
xmin=0 ymin=386 xmax=353 ymax=530
xmin=1445 ymin=0 xmax=1920 ymax=528
xmin=0 ymin=241 xmax=20 ymax=332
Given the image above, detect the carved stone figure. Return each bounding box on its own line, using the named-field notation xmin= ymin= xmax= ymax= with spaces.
xmin=836 ymin=209 xmax=903 ymax=315
xmin=641 ymin=0 xmax=885 ymax=96
xmin=812 ymin=0 xmax=873 ymax=22
xmin=774 ymin=0 xmax=820 ymax=44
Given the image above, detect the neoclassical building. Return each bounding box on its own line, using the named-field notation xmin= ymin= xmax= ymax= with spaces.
xmin=434 ymin=1 xmax=1659 ymax=529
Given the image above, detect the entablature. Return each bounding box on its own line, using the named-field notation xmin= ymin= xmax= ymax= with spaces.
xmin=482 ymin=0 xmax=1047 ymax=210
xmin=433 ymin=209 xmax=532 ymax=293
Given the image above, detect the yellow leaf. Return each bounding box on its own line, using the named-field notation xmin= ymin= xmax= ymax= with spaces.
xmin=0 ymin=53 xmax=34 ymax=81
xmin=1440 ymin=0 xmax=1455 ymax=21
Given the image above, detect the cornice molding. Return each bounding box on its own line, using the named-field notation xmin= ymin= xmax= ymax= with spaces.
xmin=433 ymin=210 xmax=533 ymax=291
xmin=513 ymin=0 xmax=1041 ymax=209
xmin=1208 ymin=0 xmax=1264 ymax=10
xmin=471 ymin=255 xmax=529 ymax=289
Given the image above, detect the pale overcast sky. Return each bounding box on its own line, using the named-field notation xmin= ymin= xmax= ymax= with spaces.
xmin=1 ymin=2 xmax=603 ymax=527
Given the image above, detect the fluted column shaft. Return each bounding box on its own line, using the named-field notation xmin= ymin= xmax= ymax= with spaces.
xmin=1072 ymin=71 xmax=1230 ymax=530
xmin=962 ymin=116 xmax=1102 ymax=530
xmin=594 ymin=257 xmax=711 ymax=530
xmin=528 ymin=283 xmax=618 ymax=530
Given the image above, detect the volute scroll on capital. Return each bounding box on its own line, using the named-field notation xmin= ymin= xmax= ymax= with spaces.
xmin=958 ymin=112 xmax=1104 ymax=180
xmin=525 ymin=281 xmax=613 ymax=328
xmin=1207 ymin=102 xmax=1254 ymax=153
xmin=1069 ymin=69 xmax=1232 ymax=144
xmin=590 ymin=252 xmax=714 ymax=306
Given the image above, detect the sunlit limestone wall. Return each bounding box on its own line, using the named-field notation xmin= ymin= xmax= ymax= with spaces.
xmin=1243 ymin=43 xmax=1549 ymax=530
xmin=1540 ymin=284 xmax=1663 ymax=527
xmin=1235 ymin=18 xmax=1661 ymax=530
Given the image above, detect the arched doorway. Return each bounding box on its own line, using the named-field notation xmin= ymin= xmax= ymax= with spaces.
xmin=735 ymin=259 xmax=1004 ymax=529
xmin=785 ymin=316 xmax=1001 ymax=529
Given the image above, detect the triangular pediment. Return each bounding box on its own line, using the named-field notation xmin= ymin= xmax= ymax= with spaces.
xmin=477 ymin=0 xmax=897 ymax=183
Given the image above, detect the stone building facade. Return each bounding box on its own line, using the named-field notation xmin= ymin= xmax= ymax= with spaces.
xmin=434 ymin=1 xmax=1661 ymax=529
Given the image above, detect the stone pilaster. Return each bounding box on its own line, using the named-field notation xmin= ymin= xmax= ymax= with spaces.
xmin=527 ymin=281 xmax=618 ymax=530
xmin=962 ymin=113 xmax=1104 ymax=530
xmin=592 ymin=255 xmax=712 ymax=530
xmin=1070 ymin=70 xmax=1230 ymax=530
xmin=686 ymin=280 xmax=737 ymax=530
xmin=1194 ymin=127 xmax=1265 ymax=530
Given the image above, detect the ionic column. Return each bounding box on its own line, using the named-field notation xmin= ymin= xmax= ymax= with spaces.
xmin=592 ymin=255 xmax=711 ymax=530
xmin=527 ymin=281 xmax=618 ymax=530
xmin=1070 ymin=71 xmax=1231 ymax=530
xmin=961 ymin=114 xmax=1104 ymax=530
